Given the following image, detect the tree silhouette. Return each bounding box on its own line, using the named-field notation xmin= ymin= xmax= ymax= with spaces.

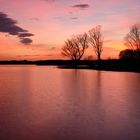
xmin=62 ymin=33 xmax=88 ymax=60
xmin=89 ymin=25 xmax=103 ymax=60
xmin=124 ymin=24 xmax=140 ymax=50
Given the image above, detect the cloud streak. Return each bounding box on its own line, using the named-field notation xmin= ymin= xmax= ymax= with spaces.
xmin=71 ymin=4 xmax=90 ymax=10
xmin=0 ymin=12 xmax=34 ymax=45
xmin=18 ymin=33 xmax=34 ymax=37
xmin=0 ymin=12 xmax=26 ymax=35
xmin=20 ymin=38 xmax=33 ymax=45
xmin=71 ymin=17 xmax=79 ymax=20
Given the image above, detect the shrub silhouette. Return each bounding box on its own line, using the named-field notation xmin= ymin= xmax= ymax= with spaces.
xmin=119 ymin=49 xmax=140 ymax=59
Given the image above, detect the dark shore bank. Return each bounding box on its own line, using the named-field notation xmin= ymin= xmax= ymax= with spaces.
xmin=57 ymin=60 xmax=140 ymax=73
xmin=0 ymin=60 xmax=140 ymax=73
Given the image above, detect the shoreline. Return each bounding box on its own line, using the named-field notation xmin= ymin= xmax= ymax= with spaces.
xmin=58 ymin=65 xmax=140 ymax=73
xmin=0 ymin=60 xmax=140 ymax=73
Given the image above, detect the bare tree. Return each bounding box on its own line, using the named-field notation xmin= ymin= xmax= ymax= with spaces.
xmin=62 ymin=33 xmax=88 ymax=60
xmin=124 ymin=24 xmax=140 ymax=50
xmin=89 ymin=25 xmax=103 ymax=60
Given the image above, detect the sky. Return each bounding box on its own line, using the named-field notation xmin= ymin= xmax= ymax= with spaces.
xmin=0 ymin=0 xmax=140 ymax=60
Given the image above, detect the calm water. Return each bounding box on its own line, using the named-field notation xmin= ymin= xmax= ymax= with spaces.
xmin=0 ymin=66 xmax=140 ymax=140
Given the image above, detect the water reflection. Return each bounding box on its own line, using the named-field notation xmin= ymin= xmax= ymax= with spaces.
xmin=0 ymin=66 xmax=140 ymax=140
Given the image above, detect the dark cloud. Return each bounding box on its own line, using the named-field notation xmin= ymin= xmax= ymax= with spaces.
xmin=0 ymin=12 xmax=33 ymax=45
xmin=20 ymin=38 xmax=33 ymax=45
xmin=18 ymin=33 xmax=34 ymax=37
xmin=71 ymin=4 xmax=90 ymax=10
xmin=0 ymin=12 xmax=27 ymax=35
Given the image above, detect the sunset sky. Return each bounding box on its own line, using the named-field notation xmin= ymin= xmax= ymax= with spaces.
xmin=0 ymin=0 xmax=140 ymax=60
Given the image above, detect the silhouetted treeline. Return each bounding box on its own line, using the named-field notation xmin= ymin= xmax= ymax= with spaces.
xmin=0 ymin=60 xmax=94 ymax=65
xmin=0 ymin=60 xmax=140 ymax=72
xmin=119 ymin=24 xmax=140 ymax=60
xmin=62 ymin=25 xmax=103 ymax=60
xmin=61 ymin=24 xmax=140 ymax=61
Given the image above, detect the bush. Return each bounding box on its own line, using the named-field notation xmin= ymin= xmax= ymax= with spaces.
xmin=119 ymin=49 xmax=140 ymax=60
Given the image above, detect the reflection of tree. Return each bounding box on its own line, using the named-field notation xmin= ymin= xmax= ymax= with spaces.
xmin=62 ymin=33 xmax=88 ymax=60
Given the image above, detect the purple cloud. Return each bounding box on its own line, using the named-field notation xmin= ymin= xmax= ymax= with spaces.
xmin=20 ymin=38 xmax=33 ymax=45
xmin=0 ymin=12 xmax=34 ymax=45
xmin=71 ymin=4 xmax=90 ymax=10
xmin=18 ymin=33 xmax=34 ymax=37
xmin=0 ymin=12 xmax=27 ymax=35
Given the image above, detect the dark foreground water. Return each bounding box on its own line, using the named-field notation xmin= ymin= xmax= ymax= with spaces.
xmin=0 ymin=66 xmax=140 ymax=140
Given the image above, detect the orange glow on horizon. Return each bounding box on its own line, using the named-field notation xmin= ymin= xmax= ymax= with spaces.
xmin=0 ymin=0 xmax=139 ymax=60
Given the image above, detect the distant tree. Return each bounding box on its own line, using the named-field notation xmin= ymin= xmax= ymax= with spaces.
xmin=89 ymin=25 xmax=103 ymax=60
xmin=61 ymin=33 xmax=88 ymax=60
xmin=119 ymin=49 xmax=140 ymax=60
xmin=119 ymin=49 xmax=134 ymax=59
xmin=124 ymin=24 xmax=140 ymax=50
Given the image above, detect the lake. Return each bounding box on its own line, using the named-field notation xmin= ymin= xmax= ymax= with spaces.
xmin=0 ymin=65 xmax=140 ymax=140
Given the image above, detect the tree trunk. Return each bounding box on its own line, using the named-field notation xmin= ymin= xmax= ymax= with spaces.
xmin=98 ymin=53 xmax=101 ymax=60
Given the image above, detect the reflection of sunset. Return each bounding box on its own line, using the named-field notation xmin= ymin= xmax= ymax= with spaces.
xmin=0 ymin=0 xmax=139 ymax=60
xmin=0 ymin=66 xmax=140 ymax=139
